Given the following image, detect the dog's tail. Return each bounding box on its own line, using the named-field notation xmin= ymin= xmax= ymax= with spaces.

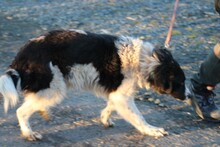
xmin=0 ymin=69 xmax=20 ymax=113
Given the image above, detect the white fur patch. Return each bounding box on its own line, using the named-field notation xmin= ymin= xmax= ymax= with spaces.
xmin=139 ymin=43 xmax=160 ymax=89
xmin=115 ymin=36 xmax=159 ymax=89
xmin=69 ymin=29 xmax=87 ymax=35
xmin=29 ymin=36 xmax=45 ymax=42
xmin=115 ymin=36 xmax=141 ymax=74
xmin=67 ymin=63 xmax=107 ymax=98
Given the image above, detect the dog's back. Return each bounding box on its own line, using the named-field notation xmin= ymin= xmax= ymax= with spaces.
xmin=9 ymin=30 xmax=124 ymax=94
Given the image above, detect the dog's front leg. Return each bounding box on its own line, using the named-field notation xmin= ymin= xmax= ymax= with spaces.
xmin=109 ymin=91 xmax=168 ymax=137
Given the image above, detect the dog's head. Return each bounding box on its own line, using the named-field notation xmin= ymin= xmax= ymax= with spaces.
xmin=146 ymin=48 xmax=186 ymax=100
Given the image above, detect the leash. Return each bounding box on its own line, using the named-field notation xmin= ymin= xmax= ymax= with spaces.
xmin=164 ymin=0 xmax=179 ymax=48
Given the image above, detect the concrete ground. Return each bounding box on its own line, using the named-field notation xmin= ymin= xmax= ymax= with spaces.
xmin=0 ymin=0 xmax=219 ymax=146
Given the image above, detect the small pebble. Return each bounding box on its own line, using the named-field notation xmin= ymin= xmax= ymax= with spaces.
xmin=138 ymin=97 xmax=144 ymax=101
xmin=158 ymin=103 xmax=165 ymax=107
xmin=139 ymin=36 xmax=145 ymax=40
xmin=135 ymin=96 xmax=144 ymax=101
xmin=148 ymin=97 xmax=154 ymax=102
xmin=154 ymin=99 xmax=160 ymax=104
xmin=6 ymin=16 xmax=13 ymax=20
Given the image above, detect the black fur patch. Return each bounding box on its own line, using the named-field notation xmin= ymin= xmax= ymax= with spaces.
xmin=10 ymin=30 xmax=124 ymax=93
xmin=215 ymin=0 xmax=220 ymax=14
xmin=10 ymin=39 xmax=53 ymax=92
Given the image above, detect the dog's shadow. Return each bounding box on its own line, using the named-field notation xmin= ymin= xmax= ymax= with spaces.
xmin=27 ymin=104 xmax=134 ymax=145
xmin=38 ymin=116 xmax=134 ymax=146
xmin=2 ymin=99 xmax=219 ymax=146
xmin=37 ymin=103 xmax=219 ymax=146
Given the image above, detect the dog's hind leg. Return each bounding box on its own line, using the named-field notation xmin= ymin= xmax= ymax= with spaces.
xmin=17 ymin=89 xmax=65 ymax=141
xmin=16 ymin=63 xmax=66 ymax=141
xmin=16 ymin=99 xmax=43 ymax=141
xmin=109 ymin=91 xmax=168 ymax=137
xmin=100 ymin=101 xmax=114 ymax=128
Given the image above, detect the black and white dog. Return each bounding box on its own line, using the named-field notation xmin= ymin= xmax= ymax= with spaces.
xmin=0 ymin=29 xmax=186 ymax=141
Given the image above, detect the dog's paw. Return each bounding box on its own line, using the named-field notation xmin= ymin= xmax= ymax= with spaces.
xmin=101 ymin=118 xmax=115 ymax=128
xmin=142 ymin=126 xmax=168 ymax=138
xmin=22 ymin=131 xmax=42 ymax=141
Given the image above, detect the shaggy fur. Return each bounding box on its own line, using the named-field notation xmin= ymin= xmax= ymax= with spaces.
xmin=0 ymin=30 xmax=185 ymax=141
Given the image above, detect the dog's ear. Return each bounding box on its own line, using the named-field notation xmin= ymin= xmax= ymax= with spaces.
xmin=152 ymin=52 xmax=160 ymax=61
xmin=152 ymin=48 xmax=173 ymax=63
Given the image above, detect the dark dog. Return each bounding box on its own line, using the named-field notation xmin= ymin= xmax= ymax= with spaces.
xmin=0 ymin=29 xmax=186 ymax=141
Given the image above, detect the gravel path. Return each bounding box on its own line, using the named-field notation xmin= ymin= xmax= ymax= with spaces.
xmin=0 ymin=0 xmax=220 ymax=146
